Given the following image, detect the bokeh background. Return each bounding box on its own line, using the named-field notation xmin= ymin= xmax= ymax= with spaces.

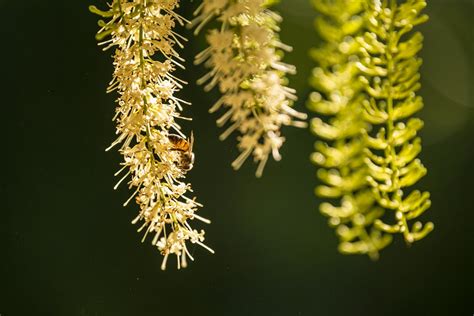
xmin=1 ymin=0 xmax=473 ymax=315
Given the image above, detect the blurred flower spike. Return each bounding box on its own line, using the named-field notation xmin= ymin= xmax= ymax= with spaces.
xmin=308 ymin=0 xmax=392 ymax=259
xmin=192 ymin=0 xmax=308 ymax=178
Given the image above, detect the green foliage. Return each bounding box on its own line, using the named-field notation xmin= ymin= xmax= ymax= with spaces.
xmin=308 ymin=0 xmax=392 ymax=259
xmin=357 ymin=0 xmax=433 ymax=243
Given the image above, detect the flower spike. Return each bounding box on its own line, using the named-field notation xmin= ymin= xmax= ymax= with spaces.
xmin=308 ymin=0 xmax=392 ymax=259
xmin=192 ymin=0 xmax=307 ymax=177
xmin=358 ymin=0 xmax=433 ymax=244
xmin=90 ymin=0 xmax=213 ymax=270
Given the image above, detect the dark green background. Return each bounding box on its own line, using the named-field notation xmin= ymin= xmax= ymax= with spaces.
xmin=2 ymin=0 xmax=473 ymax=315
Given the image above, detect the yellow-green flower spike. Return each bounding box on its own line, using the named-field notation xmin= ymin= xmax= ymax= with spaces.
xmin=308 ymin=0 xmax=392 ymax=259
xmin=357 ymin=0 xmax=434 ymax=244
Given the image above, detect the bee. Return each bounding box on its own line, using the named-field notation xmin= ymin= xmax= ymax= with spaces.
xmin=168 ymin=132 xmax=195 ymax=172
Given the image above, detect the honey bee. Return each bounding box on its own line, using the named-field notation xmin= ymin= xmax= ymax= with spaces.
xmin=168 ymin=132 xmax=195 ymax=172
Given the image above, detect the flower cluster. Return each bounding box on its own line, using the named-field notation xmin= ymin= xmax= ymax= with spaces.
xmin=90 ymin=0 xmax=213 ymax=270
xmin=308 ymin=0 xmax=391 ymax=259
xmin=192 ymin=0 xmax=307 ymax=177
xmin=309 ymin=0 xmax=433 ymax=256
xmin=358 ymin=0 xmax=433 ymax=243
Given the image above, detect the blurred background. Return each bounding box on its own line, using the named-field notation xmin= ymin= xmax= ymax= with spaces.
xmin=1 ymin=0 xmax=473 ymax=315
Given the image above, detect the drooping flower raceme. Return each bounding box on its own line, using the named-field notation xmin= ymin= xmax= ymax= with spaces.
xmin=308 ymin=0 xmax=391 ymax=259
xmin=90 ymin=0 xmax=213 ymax=270
xmin=193 ymin=0 xmax=307 ymax=177
xmin=358 ymin=0 xmax=433 ymax=243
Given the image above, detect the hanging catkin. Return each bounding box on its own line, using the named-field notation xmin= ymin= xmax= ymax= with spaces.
xmin=90 ymin=0 xmax=213 ymax=270
xmin=308 ymin=0 xmax=392 ymax=259
xmin=357 ymin=0 xmax=433 ymax=243
xmin=193 ymin=0 xmax=307 ymax=177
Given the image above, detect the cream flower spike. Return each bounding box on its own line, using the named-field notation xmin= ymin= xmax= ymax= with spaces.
xmin=90 ymin=0 xmax=213 ymax=270
xmin=192 ymin=0 xmax=308 ymax=177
